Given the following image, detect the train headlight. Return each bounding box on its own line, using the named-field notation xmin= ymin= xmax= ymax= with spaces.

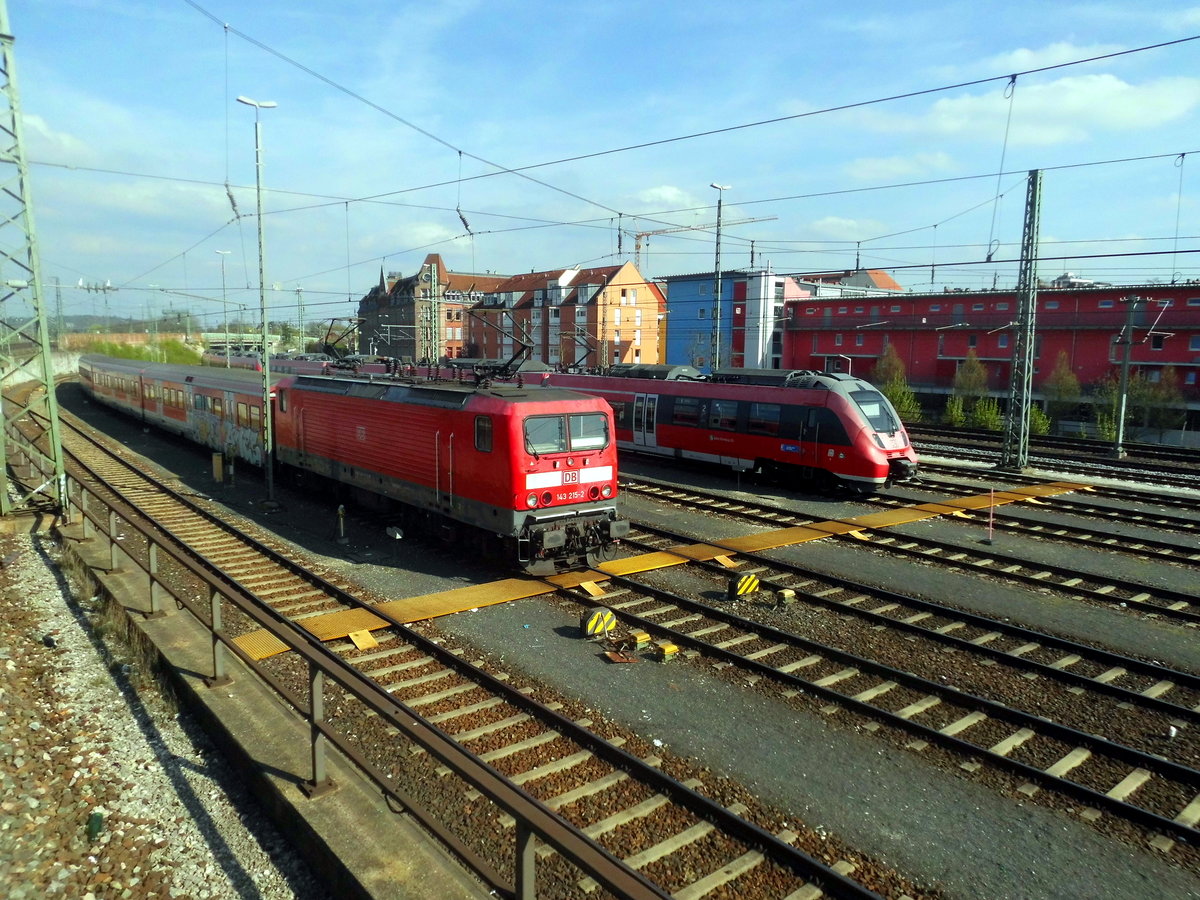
xmin=541 ymin=491 xmax=553 ymax=506
xmin=601 ymin=484 xmax=613 ymax=498
xmin=589 ymin=486 xmax=600 ymax=500
xmin=526 ymin=492 xmax=539 ymax=508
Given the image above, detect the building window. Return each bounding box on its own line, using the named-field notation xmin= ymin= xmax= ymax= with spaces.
xmin=855 ymin=333 xmax=864 ymax=346
xmin=1099 ymin=299 xmax=1114 ymax=308
xmin=1190 ymin=335 xmax=1200 ymax=351
xmin=1151 ymin=334 xmax=1165 ymax=350
xmin=699 ymin=308 xmax=707 ymax=319
xmin=834 ymin=333 xmax=843 ymax=346
xmin=968 ymin=335 xmax=977 ymax=348
xmin=998 ymin=334 xmax=1009 ymax=349
xmin=1045 ymin=300 xmax=1059 ymax=309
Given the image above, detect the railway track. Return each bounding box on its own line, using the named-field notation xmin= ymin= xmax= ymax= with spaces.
xmin=909 ymin=434 xmax=1200 ymax=492
xmin=915 ymin=462 xmax=1200 ymax=515
xmin=620 ymin=477 xmax=1200 ymax=624
xmin=545 ymin=524 xmax=1200 ymax=850
xmin=45 ymin=407 xmax=905 ymax=899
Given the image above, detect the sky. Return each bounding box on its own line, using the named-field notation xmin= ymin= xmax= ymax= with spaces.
xmin=10 ymin=0 xmax=1200 ymax=333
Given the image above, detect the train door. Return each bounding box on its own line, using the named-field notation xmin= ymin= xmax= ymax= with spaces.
xmin=632 ymin=393 xmax=658 ymax=449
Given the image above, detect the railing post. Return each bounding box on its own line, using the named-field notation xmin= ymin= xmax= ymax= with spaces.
xmin=145 ymin=542 xmax=168 ymax=619
xmin=515 ymin=822 xmax=537 ymax=900
xmin=107 ymin=510 xmax=123 ymax=573
xmin=205 ymin=589 xmax=233 ymax=687
xmin=81 ymin=490 xmax=94 ymax=541
xmin=302 ymin=661 xmax=337 ymax=798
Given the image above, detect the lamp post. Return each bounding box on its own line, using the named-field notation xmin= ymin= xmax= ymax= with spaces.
xmin=237 ymin=94 xmax=277 ymax=504
xmin=215 ymin=250 xmax=231 ymax=367
xmin=710 ymin=183 xmax=730 ymax=371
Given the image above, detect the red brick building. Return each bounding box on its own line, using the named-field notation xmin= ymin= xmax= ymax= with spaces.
xmin=781 ymin=279 xmax=1200 ymax=403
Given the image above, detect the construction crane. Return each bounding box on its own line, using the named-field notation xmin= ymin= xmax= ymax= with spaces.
xmin=630 ymin=216 xmax=777 ymax=269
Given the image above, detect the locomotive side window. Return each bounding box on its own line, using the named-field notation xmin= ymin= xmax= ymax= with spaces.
xmin=748 ymin=402 xmax=781 ymax=435
xmin=525 ymin=416 xmax=568 ymax=454
xmin=850 ymin=390 xmax=900 ymax=433
xmin=568 ymin=414 xmax=609 ymax=450
xmin=475 ymin=415 xmax=493 ymax=452
xmin=708 ymin=399 xmax=738 ymax=431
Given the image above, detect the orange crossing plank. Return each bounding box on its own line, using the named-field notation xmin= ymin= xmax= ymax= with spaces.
xmin=232 ymin=629 xmax=290 ymax=661
xmin=718 ymin=525 xmax=836 ymax=553
xmin=376 ymin=577 xmax=550 ymax=622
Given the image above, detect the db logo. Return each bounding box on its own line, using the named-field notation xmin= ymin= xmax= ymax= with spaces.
xmin=562 ymin=470 xmax=580 ymax=484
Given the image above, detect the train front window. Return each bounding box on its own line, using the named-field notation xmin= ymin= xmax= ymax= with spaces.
xmin=525 ymin=414 xmax=610 ymax=454
xmin=569 ymin=413 xmax=609 ymax=450
xmin=525 ymin=416 xmax=568 ymax=455
xmin=850 ymin=390 xmax=900 ymax=433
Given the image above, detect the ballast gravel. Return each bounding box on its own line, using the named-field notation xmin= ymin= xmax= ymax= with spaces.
xmin=0 ymin=533 xmax=322 ymax=900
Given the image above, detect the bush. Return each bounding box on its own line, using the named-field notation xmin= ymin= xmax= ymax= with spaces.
xmin=970 ymin=397 xmax=1003 ymax=430
xmin=1028 ymin=405 xmax=1051 ymax=435
xmin=943 ymin=395 xmax=966 ymax=427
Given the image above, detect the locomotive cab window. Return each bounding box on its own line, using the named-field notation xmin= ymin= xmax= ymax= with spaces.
xmin=525 ymin=414 xmax=610 ymax=455
xmin=475 ymin=415 xmax=493 ymax=452
xmin=568 ymin=413 xmax=609 ymax=450
xmin=525 ymin=416 xmax=567 ymax=455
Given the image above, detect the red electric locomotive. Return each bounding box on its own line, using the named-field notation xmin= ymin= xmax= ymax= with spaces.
xmin=545 ymin=364 xmax=919 ymax=492
xmin=78 ymin=355 xmax=628 ymax=573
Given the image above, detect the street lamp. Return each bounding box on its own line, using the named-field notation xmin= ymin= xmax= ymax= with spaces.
xmin=215 ymin=250 xmax=231 ymax=368
xmin=710 ymin=183 xmax=730 ymax=371
xmin=237 ymin=94 xmax=277 ymax=504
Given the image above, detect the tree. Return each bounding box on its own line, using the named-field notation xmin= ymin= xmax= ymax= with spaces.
xmin=871 ymin=345 xmax=923 ymax=424
xmin=952 ymin=350 xmax=988 ymax=413
xmin=1146 ymin=366 xmax=1186 ymax=438
xmin=1042 ymin=351 xmax=1081 ymax=429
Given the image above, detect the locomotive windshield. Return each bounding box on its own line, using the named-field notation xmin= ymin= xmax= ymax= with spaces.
xmin=850 ymin=390 xmax=901 ymax=434
xmin=525 ymin=413 xmax=610 ymax=454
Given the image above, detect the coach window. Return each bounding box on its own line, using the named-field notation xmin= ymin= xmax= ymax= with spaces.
xmin=568 ymin=413 xmax=609 ymax=450
xmin=236 ymin=402 xmax=249 ymax=428
xmin=194 ymin=395 xmax=207 ymax=411
xmin=475 ymin=415 xmax=493 ymax=452
xmin=250 ymin=405 xmax=262 ymax=432
xmin=212 ymin=397 xmax=223 ymax=417
xmin=708 ymin=399 xmax=737 ymax=431
xmin=672 ymin=396 xmax=701 ymax=427
xmin=748 ymin=402 xmax=781 ymax=436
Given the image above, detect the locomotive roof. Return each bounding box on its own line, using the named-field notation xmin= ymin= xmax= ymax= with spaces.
xmin=291 ymin=374 xmax=590 ymax=408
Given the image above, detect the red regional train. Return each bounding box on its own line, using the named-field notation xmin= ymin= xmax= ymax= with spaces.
xmin=544 ymin=364 xmax=919 ymax=492
xmin=78 ymin=355 xmax=629 ymax=574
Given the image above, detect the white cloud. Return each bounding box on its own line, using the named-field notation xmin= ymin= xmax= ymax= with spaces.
xmin=807 ymin=216 xmax=889 ymax=242
xmin=852 ymin=74 xmax=1200 ymax=146
xmin=844 ymin=152 xmax=957 ymax=181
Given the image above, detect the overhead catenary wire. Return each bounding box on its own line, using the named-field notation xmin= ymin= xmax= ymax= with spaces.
xmin=58 ymin=8 xmax=1200 ymax=301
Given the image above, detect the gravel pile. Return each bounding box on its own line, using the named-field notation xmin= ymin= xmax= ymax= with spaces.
xmin=0 ymin=532 xmax=321 ymax=899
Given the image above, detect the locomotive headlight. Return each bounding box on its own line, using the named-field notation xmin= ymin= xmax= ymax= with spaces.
xmin=526 ymin=492 xmax=539 ymax=508
xmin=601 ymin=484 xmax=613 ymax=498
xmin=541 ymin=491 xmax=553 ymax=506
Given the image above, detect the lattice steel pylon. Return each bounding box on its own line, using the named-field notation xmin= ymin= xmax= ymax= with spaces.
xmin=999 ymin=169 xmax=1042 ymax=471
xmin=0 ymin=4 xmax=66 ymax=516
